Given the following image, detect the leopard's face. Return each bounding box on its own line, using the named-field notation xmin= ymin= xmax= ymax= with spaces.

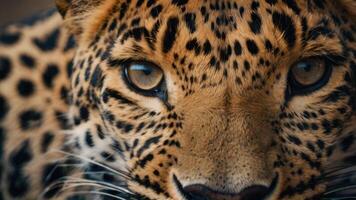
xmin=59 ymin=0 xmax=356 ymax=199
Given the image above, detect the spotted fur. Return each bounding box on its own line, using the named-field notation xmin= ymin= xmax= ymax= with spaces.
xmin=0 ymin=0 xmax=355 ymax=199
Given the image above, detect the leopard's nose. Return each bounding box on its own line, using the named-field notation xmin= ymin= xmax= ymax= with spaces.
xmin=183 ymin=184 xmax=270 ymax=200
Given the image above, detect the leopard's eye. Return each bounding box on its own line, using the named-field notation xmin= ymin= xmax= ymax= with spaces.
xmin=124 ymin=61 xmax=164 ymax=94
xmin=288 ymin=57 xmax=332 ymax=96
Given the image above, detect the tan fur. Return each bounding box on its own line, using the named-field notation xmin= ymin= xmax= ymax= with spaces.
xmin=0 ymin=0 xmax=355 ymax=199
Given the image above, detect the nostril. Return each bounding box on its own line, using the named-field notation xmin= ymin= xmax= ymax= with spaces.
xmin=173 ymin=174 xmax=278 ymax=200
xmin=183 ymin=184 xmax=270 ymax=200
xmin=183 ymin=184 xmax=215 ymax=200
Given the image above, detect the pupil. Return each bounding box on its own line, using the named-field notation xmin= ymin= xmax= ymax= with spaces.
xmin=142 ymin=67 xmax=152 ymax=75
xmin=298 ymin=62 xmax=312 ymax=73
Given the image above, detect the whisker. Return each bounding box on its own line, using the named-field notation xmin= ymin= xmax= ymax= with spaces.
xmin=66 ymin=190 xmax=129 ymax=200
xmin=65 ymin=177 xmax=133 ymax=193
xmin=50 ymin=149 xmax=131 ymax=179
xmin=43 ymin=179 xmax=134 ymax=200
xmin=324 ymin=185 xmax=356 ymax=195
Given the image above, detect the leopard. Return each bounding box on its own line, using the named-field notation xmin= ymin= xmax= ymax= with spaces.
xmin=0 ymin=0 xmax=355 ymax=199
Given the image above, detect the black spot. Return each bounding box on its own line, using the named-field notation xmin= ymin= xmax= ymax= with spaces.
xmin=219 ymin=45 xmax=232 ymax=62
xmin=101 ymin=152 xmax=116 ymax=162
xmin=0 ymin=56 xmax=11 ymax=81
xmin=102 ymin=88 xmax=136 ymax=106
xmin=316 ymin=140 xmax=324 ymax=150
xmin=265 ymin=0 xmax=277 ymax=5
xmin=90 ymin=65 xmax=103 ymax=87
xmin=244 ymin=60 xmax=251 ymax=71
xmin=249 ymin=12 xmax=262 ymax=34
xmin=153 ymin=170 xmax=160 ymax=176
xmin=139 ymin=153 xmax=154 ymax=167
xmin=63 ymin=35 xmax=76 ymax=52
xmin=340 ymin=134 xmax=354 ymax=152
xmin=234 ymin=40 xmax=242 ymax=55
xmin=272 ymin=12 xmax=296 ymax=48
xmin=184 ymin=13 xmax=197 ymax=33
xmin=119 ymin=2 xmax=129 ymax=19
xmin=9 ymin=139 xmax=32 ymax=168
xmin=111 ymin=139 xmax=123 ymax=153
xmin=17 ymin=79 xmax=35 ymax=97
xmin=42 ymin=162 xmax=71 ymax=198
xmin=0 ymin=95 xmax=9 ymax=121
xmin=251 ymin=1 xmax=260 ymax=10
xmin=136 ymin=0 xmax=145 ymax=7
xmin=32 ymin=28 xmax=60 ymax=51
xmin=60 ymin=86 xmax=71 ymax=105
xmin=66 ymin=60 xmax=74 ymax=78
xmin=246 ymin=39 xmax=259 ymax=55
xmin=186 ymin=38 xmax=201 ymax=55
xmin=19 ymin=109 xmax=43 ymax=130
xmin=20 ymin=54 xmax=36 ymax=68
xmin=162 ymin=17 xmax=179 ymax=53
xmin=265 ymin=39 xmax=273 ymax=51
xmin=7 ymin=170 xmax=29 ymax=197
xmin=308 ymin=25 xmax=333 ymax=40
xmin=150 ymin=4 xmax=163 ymax=18
xmin=42 ymin=64 xmax=59 ymax=88
xmin=96 ymin=125 xmax=106 ymax=139
xmin=124 ymin=123 xmax=133 ymax=133
xmin=321 ymin=119 xmax=332 ymax=134
xmin=171 ymin=0 xmax=188 ymax=6
xmin=282 ymin=0 xmax=301 ymax=14
xmin=41 ymin=131 xmax=55 ymax=153
xmin=287 ymin=135 xmax=302 ymax=145
xmin=115 ymin=120 xmax=134 ymax=133
xmin=85 ymin=130 xmax=94 ymax=147
xmin=79 ymin=106 xmax=90 ymax=121
xmin=0 ymin=31 xmax=21 ymax=45
xmin=137 ymin=135 xmax=162 ymax=157
xmin=147 ymin=0 xmax=156 ymax=7
xmin=203 ymin=40 xmax=212 ymax=55
xmin=55 ymin=111 xmax=71 ymax=130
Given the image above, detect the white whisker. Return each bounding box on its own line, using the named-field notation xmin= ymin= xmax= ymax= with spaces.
xmin=324 ymin=185 xmax=356 ymax=195
xmin=50 ymin=149 xmax=131 ymax=179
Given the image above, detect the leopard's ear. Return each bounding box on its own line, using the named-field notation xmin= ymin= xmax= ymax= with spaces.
xmin=55 ymin=0 xmax=105 ymax=35
xmin=55 ymin=0 xmax=103 ymax=18
xmin=337 ymin=0 xmax=356 ymax=19
xmin=55 ymin=0 xmax=70 ymax=17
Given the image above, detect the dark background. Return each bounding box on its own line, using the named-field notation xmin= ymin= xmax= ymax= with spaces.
xmin=0 ymin=0 xmax=55 ymax=26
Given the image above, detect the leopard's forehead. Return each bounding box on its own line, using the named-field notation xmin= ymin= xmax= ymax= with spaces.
xmin=83 ymin=0 xmax=346 ymax=94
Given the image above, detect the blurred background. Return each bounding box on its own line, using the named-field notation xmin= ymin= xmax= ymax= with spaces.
xmin=0 ymin=0 xmax=55 ymax=26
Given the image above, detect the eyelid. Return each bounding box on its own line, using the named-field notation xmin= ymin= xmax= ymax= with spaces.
xmin=298 ymin=53 xmax=345 ymax=67
xmin=301 ymin=44 xmax=345 ymax=64
xmin=108 ymin=57 xmax=161 ymax=69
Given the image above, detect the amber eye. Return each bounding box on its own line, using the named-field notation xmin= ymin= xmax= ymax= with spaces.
xmin=288 ymin=57 xmax=332 ymax=96
xmin=124 ymin=61 xmax=164 ymax=94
